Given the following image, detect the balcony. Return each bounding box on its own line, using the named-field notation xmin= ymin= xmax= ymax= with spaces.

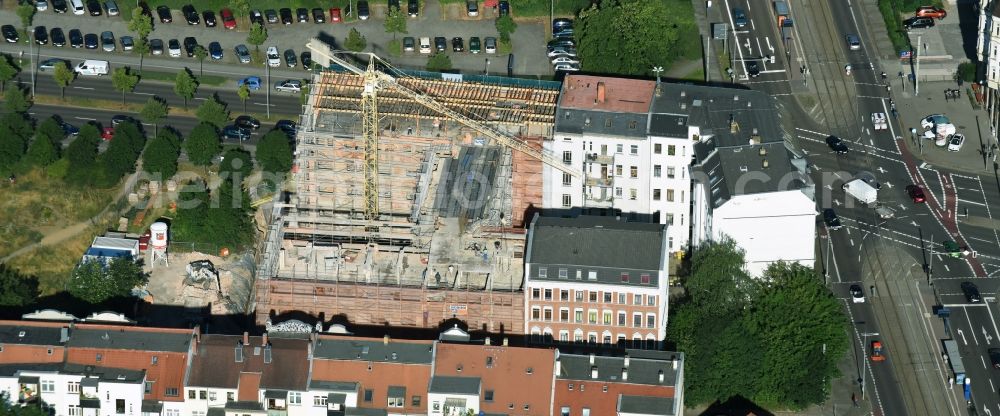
xmin=585 ymin=176 xmax=613 ymax=187
xmin=585 ymin=153 xmax=614 ymax=165
xmin=584 ymin=193 xmax=613 ymax=208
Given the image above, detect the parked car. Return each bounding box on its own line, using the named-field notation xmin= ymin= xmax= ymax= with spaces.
xmin=279 ymin=8 xmax=293 ymax=25
xmin=182 ymin=4 xmax=199 ymax=25
xmin=329 ymin=7 xmax=342 ymax=22
xmin=275 ymin=79 xmax=302 ymax=93
xmin=554 ymin=63 xmax=580 ymax=72
xmin=745 ymin=60 xmax=760 ymax=77
xmin=183 ymin=36 xmax=197 ymax=57
xmin=358 ymin=0 xmax=370 ymax=20
xmin=265 ymin=9 xmax=278 ymax=24
xmin=466 ymin=1 xmax=478 ymax=16
xmin=916 ymin=5 xmax=946 ymax=19
xmin=296 ymin=8 xmax=309 ymax=22
xmin=962 ymin=281 xmax=982 ymax=303
xmin=36 ymin=0 xmax=48 ymax=11
xmin=419 ymin=37 xmax=432 ymax=53
xmin=100 ymin=31 xmax=115 ymax=52
xmin=104 ymin=0 xmax=119 ymax=16
xmin=150 ymin=38 xmax=164 ymax=55
xmin=921 ymin=114 xmax=949 ymax=129
xmin=498 ymin=0 xmax=510 ymax=16
xmin=34 ymin=26 xmax=49 ymax=45
xmin=553 ymin=28 xmax=574 ymax=38
xmin=846 ymin=34 xmax=861 ymax=50
xmin=546 ymin=46 xmax=575 ymax=58
xmin=452 ymin=37 xmax=464 ymax=52
xmin=266 ymin=46 xmax=281 ymax=67
xmin=250 ymin=9 xmax=264 ymax=26
xmin=552 ymin=18 xmax=572 ymax=34
xmin=407 ymin=0 xmax=419 ymax=16
xmin=235 ymin=115 xmax=261 ymax=130
xmin=906 ymin=184 xmax=926 ymax=203
xmin=69 ymin=29 xmax=83 ymax=47
xmin=284 ymin=49 xmax=297 ymax=67
xmin=403 ymin=37 xmax=416 ymax=52
xmin=101 ymin=127 xmax=115 ymax=141
xmin=235 ymin=44 xmax=252 ymax=63
xmin=948 ymin=134 xmax=965 ymax=151
xmin=86 ymin=0 xmax=102 ymax=16
xmin=434 ymin=37 xmax=447 ymax=52
xmin=484 ymin=37 xmax=497 ymax=54
xmin=58 ymin=119 xmax=79 ymax=136
xmin=221 ymin=8 xmax=237 ymax=29
xmin=84 ymin=33 xmax=98 ymax=49
xmin=826 ymin=135 xmax=848 ymax=154
xmin=38 ymin=58 xmax=67 ymax=72
xmin=732 ymin=7 xmax=747 ymax=28
xmin=168 ymin=38 xmax=181 ymax=57
xmin=469 ymin=37 xmax=481 ymax=54
xmin=551 ymin=56 xmax=579 ymax=65
xmin=52 ymin=0 xmax=68 ymax=13
xmin=156 ymin=5 xmax=172 ymax=23
xmin=903 ymin=16 xmax=934 ymax=30
xmin=203 ymin=10 xmax=216 ymax=27
xmin=823 ymin=208 xmax=843 ymax=230
xmin=389 ymin=0 xmax=400 ymax=11
xmin=989 ymin=348 xmax=1000 ymax=369
xmin=547 ymin=37 xmax=575 ymax=50
xmin=275 ymin=120 xmax=296 ymax=137
xmin=111 ymin=115 xmax=135 ymax=126
xmin=312 ymin=8 xmax=325 ymax=23
xmin=222 ymin=125 xmax=251 ymax=141
xmin=50 ymin=27 xmax=66 ymax=47
xmin=301 ymin=51 xmax=314 ymax=70
xmin=238 ymin=76 xmax=262 ymax=91
xmin=2 ymin=25 xmax=19 ymax=43
xmin=850 ymin=284 xmax=865 ymax=303
xmin=120 ymin=35 xmax=134 ymax=51
xmin=208 ymin=41 xmax=223 ymax=59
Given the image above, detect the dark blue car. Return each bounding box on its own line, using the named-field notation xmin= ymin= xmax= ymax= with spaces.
xmin=238 ymin=76 xmax=261 ymax=91
xmin=208 ymin=42 xmax=223 ymax=60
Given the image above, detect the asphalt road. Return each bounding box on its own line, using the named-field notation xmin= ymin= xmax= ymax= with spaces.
xmin=723 ymin=0 xmax=793 ymax=95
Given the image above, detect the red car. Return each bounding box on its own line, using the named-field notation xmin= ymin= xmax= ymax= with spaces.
xmin=220 ymin=8 xmax=237 ymax=29
xmin=916 ymin=6 xmax=947 ymax=19
xmin=329 ymin=7 xmax=342 ymax=22
xmin=907 ymin=184 xmax=926 ymax=203
xmin=101 ymin=127 xmax=115 ymax=141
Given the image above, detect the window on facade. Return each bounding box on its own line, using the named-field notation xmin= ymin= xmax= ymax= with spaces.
xmin=388 ymin=397 xmax=404 ymax=407
xmin=629 ymin=189 xmax=637 ymax=200
xmin=615 ymin=165 xmax=623 ymax=176
xmin=364 ymin=389 xmax=374 ymax=402
xmin=188 ymin=390 xmax=196 ymax=399
xmin=633 ymin=313 xmax=642 ymax=327
xmin=412 ymin=396 xmax=421 ymax=406
xmin=562 ymin=173 xmax=572 ymax=186
xmin=653 ymin=189 xmax=661 ymax=201
xmin=166 ymin=388 xmax=179 ymax=397
xmin=562 ymin=194 xmax=572 ymax=207
xmin=654 ymin=143 xmax=662 ymax=154
xmin=561 ymin=406 xmax=571 ymax=416
xmin=209 ymin=392 xmax=217 ymax=401
xmin=641 ymin=274 xmax=651 ymax=284
xmin=666 ymin=189 xmax=675 ymax=202
xmin=228 ymin=392 xmax=234 ymax=402
xmin=620 ymin=273 xmax=629 ymax=283
xmin=315 ymin=395 xmax=328 ymax=406
xmin=575 ymin=309 xmax=583 ymax=323
xmin=648 ymin=295 xmax=656 ymax=306
xmin=630 ymin=166 xmax=638 ymax=178
xmin=603 ymin=311 xmax=612 ymax=325
xmin=560 ymin=309 xmax=569 ymax=321
xmin=588 ymin=271 xmax=597 ymax=281
xmin=603 ymin=335 xmax=612 ymax=344
xmin=289 ymin=392 xmax=301 ymax=405
xmin=144 ymin=382 xmax=153 ymax=394
xmin=563 ymin=151 xmax=572 ymax=164
xmin=588 ymin=310 xmax=598 ymax=324
xmin=96 ymin=353 xmax=102 ymax=362
xmin=199 ymin=391 xmax=207 ymax=400
xmin=589 ymin=291 xmax=597 ymax=302
xmin=544 ymin=308 xmax=553 ymax=321
xmin=614 ymin=187 xmax=622 ymax=198
xmin=630 ymin=145 xmax=638 ymax=155
xmin=653 ymin=165 xmax=661 ymax=177
xmin=40 ymin=380 xmax=54 ymax=393
xmin=561 ymin=290 xmax=569 ymax=301
xmin=68 ymin=382 xmax=80 ymax=394
xmin=485 ymin=390 xmax=495 ymax=402
xmin=538 ymin=268 xmax=547 ymax=278
xmin=192 ymin=412 xmax=206 ymax=416
xmin=68 ymin=406 xmax=81 ymax=416
xmin=667 ymin=145 xmax=676 ymax=155
xmin=666 ymin=213 xmax=674 ymax=225
xmin=532 ymin=288 xmax=540 ymax=299
xmin=667 ymin=167 xmax=676 ymax=178
xmin=165 ymin=410 xmax=180 ymax=416
xmin=618 ymin=312 xmax=626 ymax=326
xmin=575 ymin=291 xmax=584 ymax=302
xmin=605 ymin=118 xmax=613 ymax=128
xmin=588 ymin=333 xmax=598 ymax=343
xmin=531 ymin=307 xmax=540 ymax=320
xmin=634 ymin=294 xmax=642 ymax=305
xmin=115 ymin=399 xmax=125 ymax=414
xmin=618 ymin=293 xmax=626 ymax=304
xmin=559 ymin=331 xmax=569 ymax=341
xmin=616 ymin=144 xmax=623 ymax=154
xmin=647 ymin=314 xmax=656 ymax=328
xmin=545 ymin=289 xmax=553 ymax=300
xmin=151 ymin=356 xmax=158 ymax=365
xmin=603 ymin=292 xmax=612 ymax=303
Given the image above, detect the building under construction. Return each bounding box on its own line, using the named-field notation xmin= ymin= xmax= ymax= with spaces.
xmin=254 ymin=52 xmax=563 ymax=335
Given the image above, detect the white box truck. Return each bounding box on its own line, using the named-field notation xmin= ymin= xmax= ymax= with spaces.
xmin=74 ymin=60 xmax=109 ymax=76
xmin=843 ymin=178 xmax=878 ymax=205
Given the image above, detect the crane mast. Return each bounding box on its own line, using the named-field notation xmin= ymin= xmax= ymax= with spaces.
xmin=361 ymin=56 xmax=380 ymax=224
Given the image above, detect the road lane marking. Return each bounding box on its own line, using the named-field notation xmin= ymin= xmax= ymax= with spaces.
xmin=134 ymin=92 xmax=154 ymax=96
xmin=72 ymin=87 xmax=95 ymax=90
xmin=74 ymin=117 xmax=96 ymax=121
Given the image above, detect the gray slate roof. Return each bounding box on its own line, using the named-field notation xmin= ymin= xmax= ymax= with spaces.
xmin=428 ymin=375 xmax=481 ymax=395
xmin=0 ymin=363 xmax=62 ymax=377
xmin=310 ymin=380 xmax=359 ymax=392
xmin=653 ymin=84 xmax=781 ymax=148
xmin=313 ymin=338 xmax=433 ymax=364
xmin=556 ymin=350 xmax=682 ymax=387
xmin=618 ymin=395 xmax=677 ymax=416
xmin=0 ymin=325 xmax=65 ymax=346
xmin=555 ymin=108 xmax=649 ymax=138
xmin=526 ymin=216 xmax=665 ymax=286
xmin=67 ymin=328 xmax=191 ymax=353
xmin=696 ymin=141 xmax=807 ymax=208
xmin=346 ymin=408 xmax=388 ymax=416
xmin=226 ymin=401 xmax=265 ymax=411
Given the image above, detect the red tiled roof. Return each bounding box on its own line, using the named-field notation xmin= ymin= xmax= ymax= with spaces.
xmin=559 ymin=75 xmax=655 ymax=114
xmin=238 ymin=372 xmax=262 ymax=401
xmin=433 ymin=343 xmax=555 ymax=415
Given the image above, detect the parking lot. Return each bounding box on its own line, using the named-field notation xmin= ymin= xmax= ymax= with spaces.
xmin=0 ymin=0 xmax=556 ymax=78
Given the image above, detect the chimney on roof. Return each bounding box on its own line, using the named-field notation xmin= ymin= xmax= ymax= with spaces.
xmin=658 ymin=369 xmax=665 ymax=383
xmin=672 ymin=357 xmax=678 ymax=370
xmin=762 ymin=159 xmax=769 ymax=169
xmin=243 ymin=331 xmax=249 ymax=346
xmin=590 ymin=366 xmax=598 ymax=379
xmin=484 ymin=337 xmax=491 ymax=346
xmin=502 ymin=337 xmax=508 ymax=346
xmin=60 ymin=327 xmax=69 ymax=344
xmin=589 ymin=353 xmax=595 ymax=365
xmin=555 ymin=360 xmax=561 ymax=376
xmin=622 ymin=367 xmax=628 ymax=381
xmin=596 ymin=82 xmax=606 ymax=104
xmin=262 ymin=333 xmax=268 ymax=347
xmin=383 ymin=335 xmax=390 ymax=345
xmin=624 ymin=355 xmax=630 ymax=368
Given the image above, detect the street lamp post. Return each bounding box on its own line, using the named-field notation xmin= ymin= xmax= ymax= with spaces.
xmin=265 ymin=62 xmax=270 ymax=119
xmin=28 ymin=33 xmax=35 ymax=99
xmin=861 ymin=331 xmax=880 ymax=400
xmin=911 ymin=127 xmax=921 ymax=155
xmin=485 ymin=58 xmax=490 ymax=76
xmin=915 ymin=34 xmax=922 ymax=96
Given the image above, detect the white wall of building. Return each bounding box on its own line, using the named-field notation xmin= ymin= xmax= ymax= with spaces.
xmin=711 ymin=190 xmax=816 ymax=277
xmin=183 ymin=387 xmax=237 ymax=415
xmin=426 ymin=392 xmax=478 ymax=416
xmin=97 ymin=380 xmax=143 ymax=416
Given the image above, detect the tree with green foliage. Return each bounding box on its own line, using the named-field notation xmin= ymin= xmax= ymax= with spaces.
xmin=142 ymin=131 xmax=180 ymax=180
xmin=16 ymin=2 xmax=35 ymax=34
xmin=128 ymin=7 xmax=154 ymax=39
xmin=111 ymin=67 xmax=139 ymax=106
xmin=426 ymin=53 xmax=453 ymax=72
xmin=195 ymin=95 xmax=230 ymax=128
xmin=256 ymin=130 xmax=293 ymax=173
xmin=0 ymin=54 xmax=19 ymax=93
xmin=229 ymin=0 xmax=251 ymax=25
xmin=100 ymin=121 xmax=145 ymax=183
xmin=576 ymin=0 xmax=695 ymax=76
xmin=68 ymin=258 xmax=147 ymax=304
xmin=52 ymin=61 xmax=75 ymax=100
xmin=185 ymin=122 xmax=222 ymax=167
xmin=4 ymin=86 xmax=30 ymax=113
xmin=0 ymin=264 xmax=39 ymax=308
xmin=193 ymin=44 xmax=209 ymax=76
xmin=133 ymin=38 xmax=151 ymax=72
xmin=25 ymin=118 xmax=63 ymax=167
xmin=667 ymin=241 xmax=848 ymax=409
xmin=345 ymin=28 xmax=367 ymax=52
xmin=237 ymin=83 xmax=250 ymax=113
xmin=219 ymin=148 xmax=253 ymax=178
xmin=246 ymin=22 xmax=267 ymax=52
xmin=384 ymin=8 xmax=407 ymax=40
xmin=173 ymin=178 xmax=253 ymax=250
xmin=139 ymin=97 xmax=169 ymax=136
xmin=66 ymin=123 xmax=100 ymax=171
xmin=495 ymin=15 xmax=517 ymax=43
xmin=0 ymin=114 xmax=31 ymax=173
xmin=0 ymin=392 xmax=51 ymax=416
xmin=174 ymin=69 xmax=198 ymax=109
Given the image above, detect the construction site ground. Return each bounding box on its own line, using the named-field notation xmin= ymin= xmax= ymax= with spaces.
xmin=141 ymin=250 xmax=256 ymax=327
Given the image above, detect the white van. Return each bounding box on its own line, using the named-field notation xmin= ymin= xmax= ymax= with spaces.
xmin=75 ymin=60 xmax=109 ymax=76
xmin=70 ymin=0 xmax=85 ymax=15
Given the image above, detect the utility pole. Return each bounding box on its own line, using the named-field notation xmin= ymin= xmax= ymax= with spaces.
xmin=704 ymin=36 xmax=711 ymax=82
xmin=265 ymin=61 xmax=271 ymax=119
xmin=28 ymin=33 xmax=35 ymax=98
xmin=824 ymin=235 xmax=831 ymax=285
xmin=915 ymin=34 xmax=922 ymax=96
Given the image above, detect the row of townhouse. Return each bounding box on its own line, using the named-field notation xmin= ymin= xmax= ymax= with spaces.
xmin=0 ymin=318 xmax=683 ymax=416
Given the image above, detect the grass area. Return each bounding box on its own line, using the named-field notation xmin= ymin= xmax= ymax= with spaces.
xmin=506 ymin=0 xmax=592 ymax=17
xmin=670 ymin=0 xmax=703 ymax=61
xmin=682 ymin=65 xmax=705 ymax=82
xmin=0 ymin=170 xmax=114 ymax=259
xmin=6 ymin=223 xmax=105 ymax=295
xmin=139 ymin=70 xmax=228 ymax=86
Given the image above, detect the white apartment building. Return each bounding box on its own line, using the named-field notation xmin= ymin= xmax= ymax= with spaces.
xmin=978 ymin=2 xmax=1000 ymax=133
xmin=543 ymin=75 xmax=695 ymax=254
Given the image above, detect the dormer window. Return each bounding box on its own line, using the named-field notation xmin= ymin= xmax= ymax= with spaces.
xmin=620 ymin=273 xmax=629 ymax=283
xmin=641 ymin=274 xmax=651 ymax=284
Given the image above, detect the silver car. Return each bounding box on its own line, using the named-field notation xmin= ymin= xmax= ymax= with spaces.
xmin=100 ymin=31 xmax=115 ymax=52
xmin=235 ymin=44 xmax=251 ymax=64
xmin=104 ymin=0 xmax=118 ymax=15
xmin=120 ymin=35 xmax=133 ymax=51
xmin=274 ymin=79 xmax=302 ymax=93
